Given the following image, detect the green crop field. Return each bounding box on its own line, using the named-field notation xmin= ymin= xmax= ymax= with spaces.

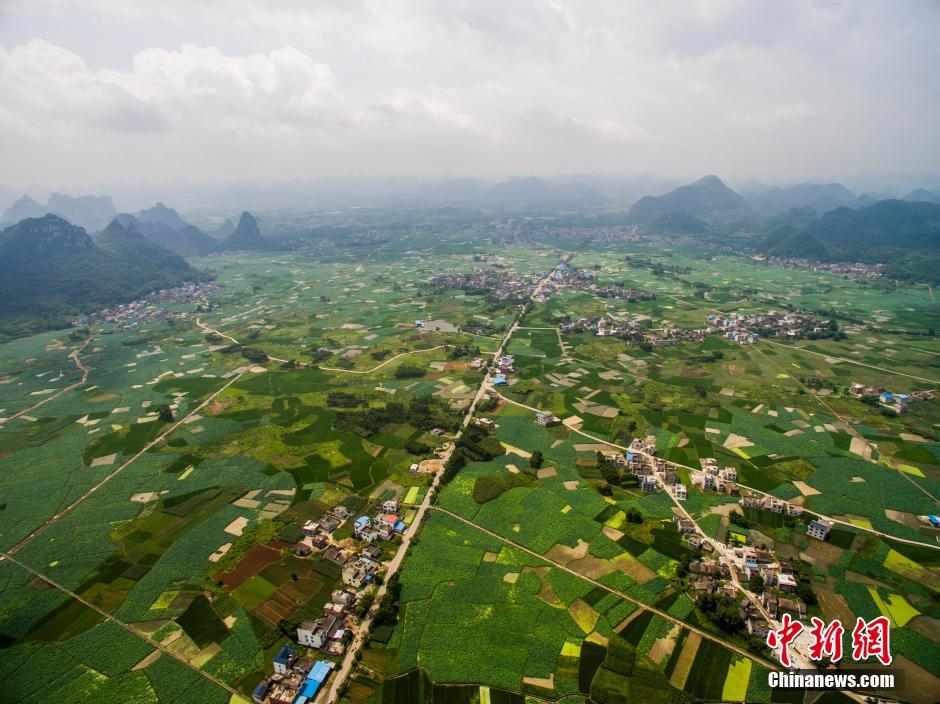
xmin=1 ymin=226 xmax=938 ymax=704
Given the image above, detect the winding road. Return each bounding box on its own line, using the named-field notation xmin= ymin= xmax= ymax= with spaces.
xmin=5 ymin=336 xmax=92 ymax=422
xmin=494 ymin=391 xmax=940 ymax=552
xmin=316 ymin=263 xmax=562 ymax=704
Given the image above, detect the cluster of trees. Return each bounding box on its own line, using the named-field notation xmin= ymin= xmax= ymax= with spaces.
xmin=330 ymin=395 xmax=460 ymax=438
xmin=462 ymin=320 xmax=504 ymax=337
xmin=800 ymin=377 xmax=838 ymax=392
xmin=310 ymin=349 xmax=333 ymax=363
xmin=394 ymin=363 xmax=426 ymax=379
xmin=219 ymin=343 xmax=268 ymax=364
xmin=404 ymin=438 xmax=432 ymax=456
xmin=448 ymin=344 xmax=480 ymax=360
xmin=473 ymin=473 xmax=533 ymax=503
xmin=371 ymin=572 xmax=402 ymax=628
xmin=441 ymin=424 xmax=505 ymax=483
xmin=595 ymin=451 xmax=623 ymax=494
xmin=157 ymin=403 xmax=174 ymax=423
xmin=624 ymin=255 xmax=692 ymax=276
xmin=625 ymin=508 xmax=643 ymax=524
xmin=326 ymin=391 xmax=364 ymax=408
xmin=696 ymin=592 xmax=745 ymax=634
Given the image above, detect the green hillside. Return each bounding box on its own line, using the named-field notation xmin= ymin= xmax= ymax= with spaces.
xmin=0 ymin=215 xmax=207 ymax=337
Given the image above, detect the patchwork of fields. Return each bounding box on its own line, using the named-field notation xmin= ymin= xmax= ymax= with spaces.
xmin=0 ymin=233 xmax=938 ymax=704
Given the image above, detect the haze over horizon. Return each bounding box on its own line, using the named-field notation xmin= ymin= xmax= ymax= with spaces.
xmin=1 ymin=0 xmax=939 ymax=191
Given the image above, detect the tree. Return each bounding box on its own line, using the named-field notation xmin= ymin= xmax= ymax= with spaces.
xmin=796 ymin=581 xmax=818 ymax=606
xmin=529 ymin=450 xmax=544 ymax=469
xmin=157 ymin=403 xmax=174 ymax=423
xmin=747 ymin=573 xmax=765 ymax=593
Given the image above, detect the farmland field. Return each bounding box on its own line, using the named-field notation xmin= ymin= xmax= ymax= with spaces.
xmin=1 ymin=225 xmax=938 ymax=704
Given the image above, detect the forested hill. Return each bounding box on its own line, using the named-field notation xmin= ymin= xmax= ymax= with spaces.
xmin=762 ymin=199 xmax=940 ymax=283
xmin=0 ymin=215 xmax=207 ymax=338
xmin=627 ymin=175 xmax=753 ymax=225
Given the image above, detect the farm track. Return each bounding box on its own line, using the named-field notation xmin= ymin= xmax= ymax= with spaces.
xmin=429 ymin=505 xmax=782 ymax=673
xmin=748 ymin=342 xmax=940 ymax=505
xmin=494 ymin=390 xmax=940 ymax=552
xmin=5 ymin=336 xmax=92 ymax=422
xmin=197 ymin=316 xmax=453 ymax=375
xmin=762 ymin=338 xmax=940 ymax=385
xmin=669 ymin=294 xmax=940 ymax=385
xmin=196 ymin=317 xmax=298 ymax=366
xmin=5 ymin=369 xmax=250 ymax=557
xmin=318 ymin=346 xmax=446 ymax=375
xmin=316 ymin=262 xmax=565 ymax=704
xmin=0 ymin=551 xmax=246 ymax=700
xmin=576 ymin=291 xmax=940 ymax=531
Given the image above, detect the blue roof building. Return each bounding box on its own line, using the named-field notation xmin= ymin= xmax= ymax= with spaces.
xmin=492 ymin=374 xmax=507 ymax=386
xmin=251 ymin=681 xmax=270 ymax=704
xmin=293 ymin=661 xmax=334 ymax=704
xmin=929 ymin=515 xmax=940 ymax=527
xmin=272 ymin=645 xmax=295 ymax=674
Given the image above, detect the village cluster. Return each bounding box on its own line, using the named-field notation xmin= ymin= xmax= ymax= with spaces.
xmin=251 ymin=646 xmax=335 ymax=704
xmin=622 ymin=439 xmax=829 ymax=639
xmin=558 ymin=309 xmax=838 ymax=347
xmin=562 ymin=316 xmax=709 ymax=347
xmin=706 ymin=311 xmax=836 ymax=342
xmin=430 ymin=267 xmax=546 ymax=301
xmin=486 ymin=219 xmax=639 ymax=245
xmin=752 ymin=255 xmax=885 ymax=279
xmin=259 ymin=500 xmax=410 ymax=654
xmin=848 ymin=383 xmax=932 ymax=414
xmin=69 ymin=282 xmax=221 ymax=330
xmin=539 ymin=262 xmax=659 ymax=304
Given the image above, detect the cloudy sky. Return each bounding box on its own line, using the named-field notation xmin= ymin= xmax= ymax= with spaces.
xmin=1 ymin=0 xmax=938 ymax=189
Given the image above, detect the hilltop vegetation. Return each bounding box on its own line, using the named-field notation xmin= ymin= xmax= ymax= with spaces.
xmin=628 ymin=175 xmax=753 ymax=226
xmin=762 ymin=199 xmax=940 ymax=283
xmin=125 ymin=202 xmax=220 ymax=257
xmin=0 ymin=215 xmax=206 ymax=337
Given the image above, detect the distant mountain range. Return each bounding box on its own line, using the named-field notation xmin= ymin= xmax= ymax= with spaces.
xmin=114 ymin=204 xmax=273 ymax=256
xmin=627 ymin=175 xmax=753 ymax=225
xmin=484 ymin=177 xmax=606 ymax=207
xmin=220 ymin=211 xmax=275 ymax=251
xmin=0 ymin=215 xmax=206 ymax=337
xmin=745 ymin=182 xmax=859 ymax=216
xmin=904 ymin=188 xmax=940 ymax=204
xmin=118 ymin=202 xmax=219 ymax=257
xmin=761 ymin=199 xmax=940 ymax=283
xmin=2 ymin=193 xmax=117 ymax=231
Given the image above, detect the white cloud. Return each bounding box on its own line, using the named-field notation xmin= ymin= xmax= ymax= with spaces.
xmin=0 ymin=1 xmax=938 ymax=185
xmin=0 ymin=39 xmax=168 ymax=137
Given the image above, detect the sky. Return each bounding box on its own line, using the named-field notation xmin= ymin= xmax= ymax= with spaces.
xmin=1 ymin=0 xmax=939 ymax=190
